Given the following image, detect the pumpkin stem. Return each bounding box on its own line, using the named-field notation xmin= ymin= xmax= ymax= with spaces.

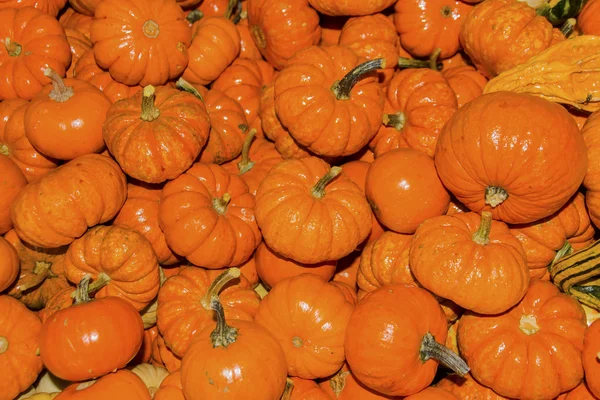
xmin=550 ymin=241 xmax=573 ymax=268
xmin=0 ymin=144 xmax=8 ymax=155
xmin=209 ymin=294 xmax=239 ymax=347
xmin=212 ymin=193 xmax=232 ymax=215
xmin=519 ymin=314 xmax=540 ymax=335
xmin=186 ymin=10 xmax=204 ymax=25
xmin=44 ymin=68 xmax=74 ymax=103
xmin=12 ymin=261 xmax=54 ymax=293
xmin=225 ymin=0 xmax=239 ymax=20
xmin=281 ymin=378 xmax=294 ymax=400
xmin=560 ymin=18 xmax=577 ymax=38
xmin=440 ymin=5 xmax=452 ymax=17
xmin=141 ymin=86 xmax=160 ymax=122
xmin=72 ymin=273 xmax=111 ymax=304
xmin=397 ymin=49 xmax=442 ymax=71
xmin=420 ymin=332 xmax=469 ymax=377
xmin=331 ymin=58 xmax=385 ymax=100
xmin=254 ymin=282 xmax=269 ymax=299
xmin=200 ymin=267 xmax=241 ymax=310
xmin=4 ymin=38 xmax=21 ymax=57
xmin=237 ymin=129 xmax=257 ymax=174
xmin=311 ymin=166 xmax=342 ymax=199
xmin=428 ymin=48 xmax=442 ymax=71
xmin=175 ymin=77 xmax=204 ymax=102
xmin=143 ymin=20 xmax=160 ymax=38
xmin=329 ymin=369 xmax=350 ymax=396
xmin=292 ymin=336 xmax=303 ymax=348
xmin=231 ymin=2 xmax=245 ymax=24
xmin=382 ymin=112 xmax=406 ymax=131
xmin=0 ymin=337 xmax=7 ymax=354
xmin=485 ymin=186 xmax=508 ymax=208
xmin=472 ymin=211 xmax=493 ymax=245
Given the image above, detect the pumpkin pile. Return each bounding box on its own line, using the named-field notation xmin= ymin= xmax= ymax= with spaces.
xmin=1 ymin=0 xmax=600 ymax=398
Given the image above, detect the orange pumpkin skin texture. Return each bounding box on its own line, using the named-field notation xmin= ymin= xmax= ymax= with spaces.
xmin=0 ymin=99 xmax=59 ymax=182
xmin=212 ymin=58 xmax=275 ymax=138
xmin=59 ymin=8 xmax=93 ymax=38
xmin=319 ymin=363 xmax=398 ymax=399
xmin=64 ymin=28 xmax=93 ymax=78
xmin=237 ymin=17 xmax=263 ymax=61
xmin=113 ymin=182 xmax=180 ymax=266
xmin=40 ymin=295 xmax=144 ymax=382
xmin=437 ymin=373 xmax=510 ymax=400
xmin=11 ymin=154 xmax=127 ymax=248
xmin=583 ymin=319 xmax=600 ymax=398
xmin=255 ymin=157 xmax=372 ymax=264
xmin=24 ymin=74 xmax=111 ymax=160
xmin=459 ymin=0 xmax=561 ymax=78
xmin=458 ymin=280 xmax=587 ymax=400
xmin=334 ymin=251 xmax=360 ymax=290
xmin=308 ymin=0 xmax=396 ymax=16
xmin=90 ymin=0 xmax=191 ymax=87
xmin=344 ymin=285 xmax=452 ymax=397
xmin=159 ymin=163 xmax=261 ymax=269
xmin=578 ymin=0 xmax=600 ymax=36
xmin=73 ymin=50 xmax=141 ymax=103
xmin=0 ymin=236 xmax=19 ymax=293
xmin=0 ymin=295 xmax=43 ymax=400
xmin=393 ymin=0 xmax=472 ymax=59
xmin=68 ymin=0 xmax=101 ymax=16
xmin=182 ymin=17 xmax=240 ymax=86
xmin=0 ymin=0 xmax=67 ymax=16
xmin=151 ymin=334 xmax=182 ymax=373
xmin=442 ymin=65 xmax=488 ymax=109
xmin=157 ymin=266 xmax=260 ymax=358
xmin=434 ymin=92 xmax=587 ymax=225
xmin=154 ymin=371 xmax=185 ymax=400
xmin=582 ymin=111 xmax=600 ymax=228
xmin=103 ymin=85 xmax=210 ymax=183
xmin=254 ymin=241 xmax=337 ymax=289
xmin=274 ymin=45 xmax=384 ymax=157
xmin=0 ymin=7 xmax=72 ymax=101
xmin=365 ymin=148 xmax=450 ymax=234
xmin=370 ymin=69 xmax=458 ymax=158
xmin=288 ymin=377 xmax=331 ymax=400
xmin=64 ymin=225 xmax=161 ymax=311
xmin=131 ymin=327 xmax=159 ymax=365
xmin=55 ymin=370 xmax=151 ymax=400
xmin=248 ymin=0 xmax=321 ymax=70
xmin=0 ymin=155 xmax=27 ymax=234
xmin=404 ymin=387 xmax=459 ymax=400
xmin=556 ymin=383 xmax=600 ymax=400
xmin=254 ymin=274 xmax=354 ymax=379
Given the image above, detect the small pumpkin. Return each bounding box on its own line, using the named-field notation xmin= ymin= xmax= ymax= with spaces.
xmin=436 ymin=373 xmax=510 ymax=400
xmin=404 ymin=387 xmax=458 ymax=400
xmin=255 ymin=157 xmax=372 ymax=264
xmin=90 ymin=0 xmax=192 ymax=86
xmin=287 ymin=377 xmax=330 ymax=400
xmin=0 ymin=236 xmax=19 ymax=293
xmin=583 ymin=319 xmax=600 ymax=398
xmin=0 ymin=6 xmax=71 ymax=100
xmin=0 ymin=155 xmax=27 ymax=234
xmin=0 ymin=0 xmax=67 ymax=16
xmin=583 ymin=111 xmax=600 ymax=228
xmin=55 ymin=370 xmax=151 ymax=399
xmin=64 ymin=28 xmax=92 ymax=79
xmin=556 ymin=383 xmax=600 ymax=400
xmin=320 ymin=15 xmax=346 ymax=45
xmin=442 ymin=65 xmax=488 ymax=108
xmin=11 ymin=154 xmax=127 ymax=248
xmin=151 ymin=334 xmax=182 ymax=373
xmin=59 ymin=7 xmax=93 ymax=36
xmin=319 ymin=363 xmax=398 ymax=399
xmin=68 ymin=0 xmax=101 ymax=15
xmin=308 ymin=0 xmax=396 ymax=16
xmin=154 ymin=371 xmax=185 ymax=400
xmin=578 ymin=0 xmax=600 ymax=35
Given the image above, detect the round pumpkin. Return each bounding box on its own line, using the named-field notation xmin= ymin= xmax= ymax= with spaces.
xmin=68 ymin=0 xmax=101 ymax=15
xmin=404 ymin=387 xmax=459 ymax=400
xmin=583 ymin=319 xmax=600 ymax=398
xmin=437 ymin=373 xmax=510 ymax=400
xmin=64 ymin=28 xmax=93 ymax=79
xmin=442 ymin=65 xmax=488 ymax=108
xmin=55 ymin=370 xmax=151 ymax=399
xmin=556 ymin=382 xmax=600 ymax=400
xmin=0 ymin=155 xmax=27 ymax=234
xmin=582 ymin=110 xmax=600 ymax=228
xmin=287 ymin=377 xmax=331 ymax=400
xmin=154 ymin=371 xmax=185 ymax=400
xmin=0 ymin=0 xmax=67 ymax=16
xmin=0 ymin=236 xmax=19 ymax=293
xmin=59 ymin=8 xmax=93 ymax=38
xmin=578 ymin=0 xmax=600 ymax=35
xmin=308 ymin=0 xmax=396 ymax=16
xmin=319 ymin=363 xmax=397 ymax=399
xmin=150 ymin=334 xmax=182 ymax=373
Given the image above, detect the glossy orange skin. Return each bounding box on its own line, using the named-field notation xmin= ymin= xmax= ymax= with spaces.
xmin=25 ymin=77 xmax=110 ymax=160
xmin=254 ymin=241 xmax=336 ymax=289
xmin=0 ymin=236 xmax=19 ymax=292
xmin=4 ymin=229 xmax=69 ymax=310
xmin=181 ymin=318 xmax=288 ymax=400
xmin=345 ymin=284 xmax=449 ymax=397
xmin=238 ymin=256 xmax=259 ymax=287
xmin=64 ymin=225 xmax=161 ymax=311
xmin=103 ymin=85 xmax=210 ymax=183
xmin=90 ymin=0 xmax=191 ymax=86
xmin=442 ymin=65 xmax=487 ymax=108
xmin=59 ymin=8 xmax=93 ymax=38
xmin=459 ymin=280 xmax=586 ymax=400
xmin=255 ymin=157 xmax=372 ymax=264
xmin=193 ymin=0 xmax=229 ymax=17
xmin=40 ymin=296 xmax=144 ymax=381
xmin=159 ymin=163 xmax=261 ymax=268
xmin=55 ymin=370 xmax=151 ymax=400
xmin=460 ymin=0 xmax=562 ymax=78
xmin=370 ymin=69 xmax=457 ymax=158
xmin=131 ymin=327 xmax=159 ymax=365
xmin=212 ymin=58 xmax=275 ymax=137
xmin=289 ymin=377 xmax=331 ymax=400
xmin=583 ymin=319 xmax=600 ymax=398
xmin=410 ymin=212 xmax=529 ymax=314
xmin=436 ymin=92 xmax=587 ymax=224
xmin=437 ymin=373 xmax=510 ymax=400
xmin=274 ymin=45 xmax=384 ymax=157
xmin=309 ymin=0 xmax=396 ymax=16
xmin=248 ymin=0 xmax=321 ymax=69
xmin=154 ymin=371 xmax=185 ymax=400
xmin=255 ymin=274 xmax=354 ymax=379
xmin=556 ymin=383 xmax=600 ymax=400
xmin=0 ymin=99 xmax=59 ymax=182
xmin=183 ymin=17 xmax=240 ymax=85
xmin=405 ymin=387 xmax=458 ymax=400
xmin=151 ymin=334 xmax=182 ymax=373
xmin=0 ymin=155 xmax=26 ymax=234
xmin=583 ymin=111 xmax=600 ymax=228
xmin=11 ymin=154 xmax=127 ymax=248
xmin=0 ymin=295 xmax=43 ymax=400
xmin=394 ymin=0 xmax=471 ymax=59
xmin=579 ymin=0 xmax=600 ymax=35
xmin=157 ymin=266 xmax=260 ymax=357
xmin=510 ymin=192 xmax=595 ymax=279
xmin=319 ymin=363 xmax=400 ymax=399
xmin=365 ymin=148 xmax=450 ymax=233
xmin=38 ymin=285 xmax=76 ymax=324
xmin=237 ymin=18 xmax=263 ymax=60
xmin=68 ymin=0 xmax=101 ymax=15
xmin=0 ymin=7 xmax=71 ymax=101
xmin=0 ymin=0 xmax=66 ymax=16
xmin=113 ymin=182 xmax=180 ymax=265
xmin=65 ymin=28 xmax=92 ymax=78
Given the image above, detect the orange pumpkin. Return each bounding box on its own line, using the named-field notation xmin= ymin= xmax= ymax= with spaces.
xmin=237 ymin=14 xmax=263 ymax=60
xmin=59 ymin=7 xmax=93 ymax=36
xmin=287 ymin=377 xmax=331 ymax=400
xmin=578 ymin=0 xmax=600 ymax=35
xmin=103 ymin=85 xmax=210 ymax=183
xmin=55 ymin=370 xmax=151 ymax=399
xmin=0 ymin=295 xmax=43 ymax=400
xmin=556 ymin=383 xmax=600 ymax=400
xmin=583 ymin=319 xmax=600 ymax=398
xmin=582 ymin=111 xmax=600 ymax=228
xmin=0 ymin=236 xmax=19 ymax=293
xmin=255 ymin=274 xmax=354 ymax=379
xmin=151 ymin=334 xmax=182 ymax=373
xmin=11 ymin=154 xmax=127 ymax=248
xmin=90 ymin=0 xmax=192 ymax=86
xmin=437 ymin=373 xmax=510 ymax=400
xmin=68 ymin=0 xmax=101 ymax=16
xmin=159 ymin=163 xmax=261 ymax=269
xmin=320 ymin=15 xmax=346 ymax=45
xmin=319 ymin=363 xmax=399 ymax=399
xmin=0 ymin=155 xmax=27 ymax=234
xmin=365 ymin=148 xmax=450 ymax=233
xmin=0 ymin=0 xmax=67 ymax=16
xmin=404 ymin=387 xmax=458 ymax=400
xmin=333 ymin=251 xmax=360 ymax=290
xmin=434 ymin=92 xmax=587 ymax=225
xmin=255 ymin=157 xmax=372 ymax=264
xmin=24 ymin=70 xmax=111 ymax=160
xmin=0 ymin=6 xmax=71 ymax=101
xmin=458 ymin=280 xmax=586 ymax=400
xmin=308 ymin=0 xmax=396 ymax=16
xmin=442 ymin=65 xmax=488 ymax=108
xmin=370 ymin=68 xmax=457 ymax=158
xmin=247 ymin=0 xmax=321 ymax=70
xmin=131 ymin=327 xmax=159 ymax=366
xmin=157 ymin=267 xmax=260 ymax=357
xmin=154 ymin=371 xmax=185 ymax=400
xmin=274 ymin=45 xmax=384 ymax=157
xmin=64 ymin=28 xmax=93 ymax=78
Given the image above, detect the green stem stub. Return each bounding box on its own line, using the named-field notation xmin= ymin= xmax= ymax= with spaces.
xmin=472 ymin=211 xmax=493 ymax=245
xmin=420 ymin=332 xmax=470 ymax=377
xmin=311 ymin=167 xmax=342 ymax=199
xmin=382 ymin=112 xmax=406 ymax=131
xmin=141 ymin=86 xmax=160 ymax=122
xmin=485 ymin=186 xmax=508 ymax=208
xmin=4 ymin=38 xmax=21 ymax=57
xmin=209 ymin=294 xmax=239 ymax=348
xmin=331 ymin=58 xmax=384 ymax=100
xmin=200 ymin=267 xmax=241 ymax=310
xmin=237 ymin=129 xmax=257 ymax=175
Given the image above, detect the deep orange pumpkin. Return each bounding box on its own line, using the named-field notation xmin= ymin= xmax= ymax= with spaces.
xmin=154 ymin=371 xmax=185 ymax=400
xmin=55 ymin=370 xmax=151 ymax=400
xmin=0 ymin=0 xmax=67 ymax=16
xmin=308 ymin=0 xmax=396 ymax=16
xmin=64 ymin=28 xmax=93 ymax=78
xmin=404 ymin=387 xmax=459 ymax=400
xmin=319 ymin=363 xmax=400 ymax=399
xmin=0 ymin=236 xmax=19 ymax=293
xmin=582 ymin=111 xmax=600 ymax=228
xmin=0 ymin=155 xmax=27 ymax=234
xmin=583 ymin=319 xmax=600 ymax=398
xmin=287 ymin=377 xmax=331 ymax=400
xmin=578 ymin=0 xmax=600 ymax=35
xmin=437 ymin=373 xmax=510 ymax=400
xmin=68 ymin=0 xmax=101 ymax=16
xmin=151 ymin=334 xmax=182 ymax=373
xmin=442 ymin=65 xmax=488 ymax=108
xmin=59 ymin=7 xmax=93 ymax=37
xmin=556 ymin=383 xmax=600 ymax=400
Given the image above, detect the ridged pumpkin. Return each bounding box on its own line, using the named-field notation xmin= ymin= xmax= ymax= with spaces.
xmin=64 ymin=28 xmax=92 ymax=79
xmin=319 ymin=363 xmax=397 ymax=399
xmin=404 ymin=387 xmax=459 ymax=400
xmin=0 ymin=155 xmax=27 ymax=234
xmin=0 ymin=236 xmax=19 ymax=293
xmin=442 ymin=65 xmax=488 ymax=108
xmin=556 ymin=382 xmax=600 ymax=400
xmin=59 ymin=8 xmax=93 ymax=37
xmin=308 ymin=0 xmax=396 ymax=16
xmin=0 ymin=0 xmax=67 ymax=16
xmin=68 ymin=0 xmax=101 ymax=15
xmin=55 ymin=370 xmax=151 ymax=399
xmin=154 ymin=371 xmax=185 ymax=400
xmin=583 ymin=319 xmax=600 ymax=398
xmin=437 ymin=373 xmax=510 ymax=400
xmin=287 ymin=377 xmax=330 ymax=400
xmin=582 ymin=111 xmax=600 ymax=228
xmin=151 ymin=334 xmax=182 ymax=373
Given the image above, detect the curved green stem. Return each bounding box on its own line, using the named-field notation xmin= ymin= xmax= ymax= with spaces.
xmin=331 ymin=59 xmax=384 ymax=100
xmin=472 ymin=211 xmax=493 ymax=245
xmin=311 ymin=167 xmax=342 ymax=199
xmin=141 ymin=86 xmax=160 ymax=122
